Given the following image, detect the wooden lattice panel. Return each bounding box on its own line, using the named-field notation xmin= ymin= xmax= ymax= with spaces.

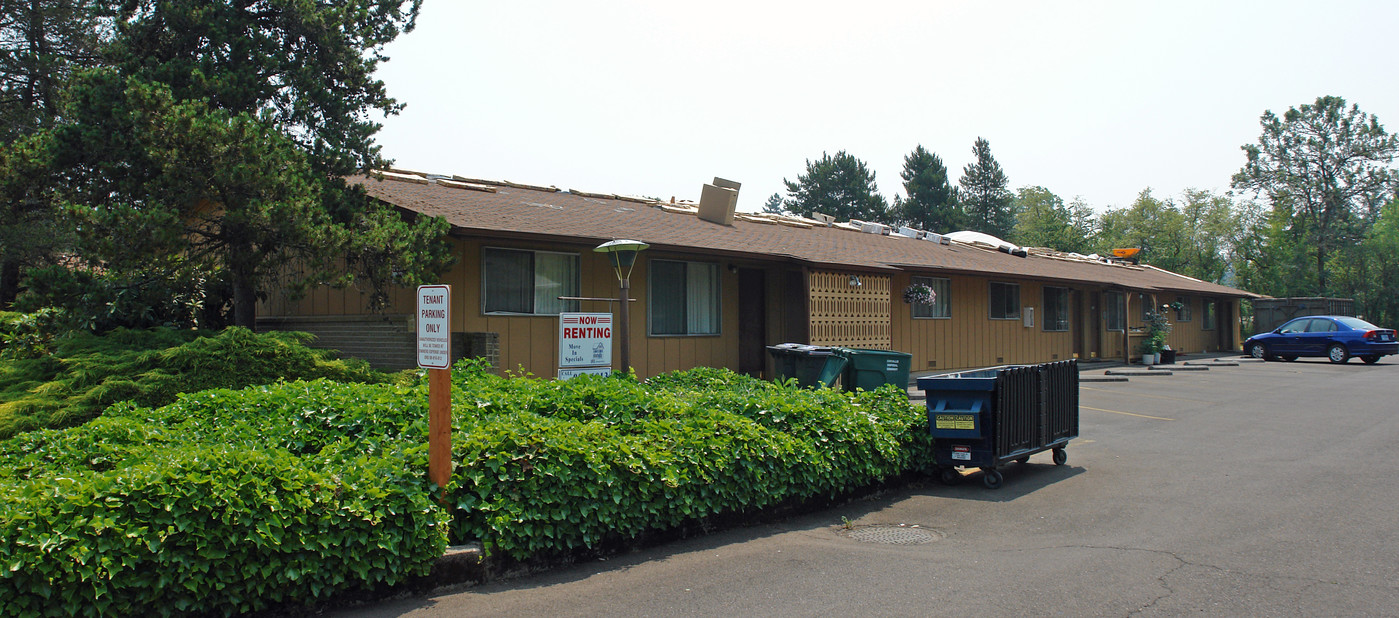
xmin=808 ymin=271 xmax=891 ymax=348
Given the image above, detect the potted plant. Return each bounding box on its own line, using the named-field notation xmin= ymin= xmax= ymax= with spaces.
xmin=1140 ymin=303 xmax=1175 ymax=365
xmin=903 ymin=283 xmax=936 ymax=305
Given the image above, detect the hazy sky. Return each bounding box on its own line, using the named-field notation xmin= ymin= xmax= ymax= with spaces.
xmin=371 ymin=1 xmax=1399 ymax=215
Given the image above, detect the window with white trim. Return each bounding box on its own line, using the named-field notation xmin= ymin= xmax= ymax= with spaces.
xmin=989 ymin=282 xmax=1020 ymax=320
xmin=649 ymin=260 xmax=720 ymax=335
xmin=481 ymin=248 xmax=580 ymax=315
xmin=1105 ymin=290 xmax=1125 ymax=331
xmin=1043 ymin=286 xmax=1070 ymax=332
xmin=911 ymin=276 xmax=951 ymax=319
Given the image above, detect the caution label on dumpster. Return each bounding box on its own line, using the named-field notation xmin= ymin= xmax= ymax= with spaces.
xmin=935 ymin=414 xmax=976 ymax=430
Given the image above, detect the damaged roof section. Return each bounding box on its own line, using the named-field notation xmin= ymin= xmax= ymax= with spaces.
xmin=355 ymin=170 xmax=1258 ymax=299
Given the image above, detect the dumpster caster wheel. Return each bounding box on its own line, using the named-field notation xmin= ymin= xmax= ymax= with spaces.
xmin=939 ymin=468 xmax=961 ymax=485
xmin=1052 ymin=448 xmax=1067 ymax=466
xmin=1015 ymin=456 xmax=1030 ymax=465
xmin=982 ymin=468 xmax=1003 ymax=489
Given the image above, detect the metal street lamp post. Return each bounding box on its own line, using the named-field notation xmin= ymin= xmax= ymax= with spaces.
xmin=594 ymin=239 xmax=649 ymax=375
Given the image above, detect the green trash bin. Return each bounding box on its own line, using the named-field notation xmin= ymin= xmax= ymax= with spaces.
xmin=767 ymin=344 xmax=848 ymax=388
xmin=835 ymin=348 xmax=912 ymax=392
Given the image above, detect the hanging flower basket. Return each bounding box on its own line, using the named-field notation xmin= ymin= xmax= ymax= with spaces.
xmin=902 ymin=283 xmax=935 ymax=305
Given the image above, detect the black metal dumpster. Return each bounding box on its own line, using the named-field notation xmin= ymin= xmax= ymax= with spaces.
xmin=767 ymin=344 xmax=848 ymax=388
xmin=917 ymin=360 xmax=1079 ymax=488
xmin=834 ymin=348 xmax=912 ymax=392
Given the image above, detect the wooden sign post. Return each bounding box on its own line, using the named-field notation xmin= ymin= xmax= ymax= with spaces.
xmin=417 ymin=285 xmax=452 ymax=493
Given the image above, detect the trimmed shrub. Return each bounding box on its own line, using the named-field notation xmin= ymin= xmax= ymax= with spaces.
xmin=0 ymin=326 xmax=385 ymax=440
xmin=0 ymin=363 xmax=933 ymax=612
xmin=0 ymin=443 xmax=447 ymax=616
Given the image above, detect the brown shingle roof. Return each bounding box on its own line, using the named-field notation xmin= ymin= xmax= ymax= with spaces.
xmin=350 ymin=174 xmax=1258 ymax=298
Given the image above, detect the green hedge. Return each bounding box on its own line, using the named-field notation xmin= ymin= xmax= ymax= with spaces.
xmin=0 ymin=362 xmax=932 ymax=613
xmin=0 ymin=326 xmax=385 ymax=440
xmin=439 ymin=364 xmax=932 ymax=558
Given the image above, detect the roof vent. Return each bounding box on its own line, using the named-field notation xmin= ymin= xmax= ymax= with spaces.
xmin=698 ymin=177 xmax=740 ymax=226
xmin=812 ymin=212 xmax=836 ymax=226
xmin=852 ymin=219 xmax=891 ymax=235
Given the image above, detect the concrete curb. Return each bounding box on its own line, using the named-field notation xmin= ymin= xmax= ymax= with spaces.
xmin=1104 ymin=369 xmax=1173 ymax=376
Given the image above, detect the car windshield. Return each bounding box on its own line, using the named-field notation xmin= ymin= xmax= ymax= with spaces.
xmin=1335 ymin=317 xmax=1381 ymax=331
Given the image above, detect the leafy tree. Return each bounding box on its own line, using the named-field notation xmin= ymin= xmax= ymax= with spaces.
xmin=42 ymin=0 xmax=453 ymax=328
xmin=1093 ymin=189 xmax=1188 ymax=271
xmin=1175 ymin=189 xmax=1242 ymax=284
xmin=0 ymin=0 xmax=111 ymax=308
xmin=782 ymin=150 xmax=889 ymax=223
xmin=957 ymin=137 xmax=1015 ymax=238
xmin=1009 ymin=186 xmax=1093 ymax=253
xmin=1232 ymin=95 xmax=1399 ymax=293
xmin=1330 ymin=196 xmax=1399 ymax=328
xmin=762 ymin=192 xmax=785 ymax=214
xmin=892 ymin=145 xmax=960 ymax=232
xmin=1232 ymin=198 xmax=1314 ymax=297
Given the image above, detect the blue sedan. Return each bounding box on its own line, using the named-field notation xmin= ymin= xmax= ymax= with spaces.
xmin=1245 ymin=315 xmax=1399 ymax=364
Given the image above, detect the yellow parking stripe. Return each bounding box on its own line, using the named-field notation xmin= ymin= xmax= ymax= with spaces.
xmin=1081 ymin=386 xmax=1207 ymax=404
xmin=1080 ymin=405 xmax=1175 ymax=421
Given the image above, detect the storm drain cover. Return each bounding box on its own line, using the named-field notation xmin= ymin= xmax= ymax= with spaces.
xmin=839 ymin=525 xmax=942 ymax=545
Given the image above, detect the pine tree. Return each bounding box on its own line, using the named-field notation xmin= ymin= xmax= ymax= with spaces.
xmin=958 ymin=137 xmax=1015 ymax=238
xmin=44 ymin=0 xmax=454 ymax=328
xmin=782 ymin=151 xmax=889 ymax=224
xmin=893 ymin=145 xmax=960 ymax=232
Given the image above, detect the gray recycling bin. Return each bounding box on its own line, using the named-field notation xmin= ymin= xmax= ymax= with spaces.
xmin=767 ymin=343 xmax=848 ymax=388
xmin=917 ymin=360 xmax=1079 ymax=489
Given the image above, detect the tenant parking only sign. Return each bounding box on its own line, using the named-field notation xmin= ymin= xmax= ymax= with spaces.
xmin=559 ymin=312 xmax=612 ymax=378
xmin=416 ymin=285 xmax=451 ymax=370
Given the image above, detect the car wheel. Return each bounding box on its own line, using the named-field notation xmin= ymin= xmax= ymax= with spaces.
xmin=1362 ymin=355 xmax=1381 ymax=365
xmin=1248 ymin=342 xmax=1269 ymax=360
xmin=1328 ymin=343 xmax=1350 ymax=364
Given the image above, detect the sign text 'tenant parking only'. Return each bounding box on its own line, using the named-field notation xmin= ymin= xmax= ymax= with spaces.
xmin=417 ymin=285 xmax=451 ymax=370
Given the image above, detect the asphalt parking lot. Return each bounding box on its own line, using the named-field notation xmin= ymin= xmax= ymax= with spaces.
xmin=348 ymin=356 xmax=1399 ymax=617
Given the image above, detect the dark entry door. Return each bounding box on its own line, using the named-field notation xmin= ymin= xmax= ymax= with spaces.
xmin=738 ymin=269 xmax=767 ymax=377
xmin=1072 ymin=290 xmax=1085 ymax=360
xmin=1088 ymin=292 xmax=1102 ymax=359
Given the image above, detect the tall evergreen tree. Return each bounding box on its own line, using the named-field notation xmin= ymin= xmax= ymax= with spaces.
xmin=43 ymin=0 xmax=454 ymax=328
xmin=1232 ymin=96 xmax=1399 ymax=293
xmin=893 ymin=145 xmax=960 ymax=232
xmin=957 ymin=137 xmax=1015 ymax=238
xmin=0 ymin=0 xmax=110 ymax=308
xmin=782 ymin=150 xmax=889 ymax=224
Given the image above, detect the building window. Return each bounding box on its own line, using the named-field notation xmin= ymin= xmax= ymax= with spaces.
xmin=1175 ymin=296 xmax=1192 ymax=322
xmin=482 ymin=248 xmax=579 ymax=315
xmin=989 ymin=282 xmax=1020 ymax=320
xmin=911 ymin=276 xmax=951 ymax=319
xmin=1202 ymin=299 xmax=1217 ymax=330
xmin=1043 ymin=286 xmax=1070 ymax=332
xmin=649 ymin=260 xmax=720 ymax=335
xmin=1139 ymin=293 xmax=1153 ymax=321
xmin=1105 ymin=290 xmax=1125 ymax=331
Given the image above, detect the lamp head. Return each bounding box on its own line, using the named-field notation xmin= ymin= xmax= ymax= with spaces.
xmin=594 ymin=239 xmax=649 ymax=281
